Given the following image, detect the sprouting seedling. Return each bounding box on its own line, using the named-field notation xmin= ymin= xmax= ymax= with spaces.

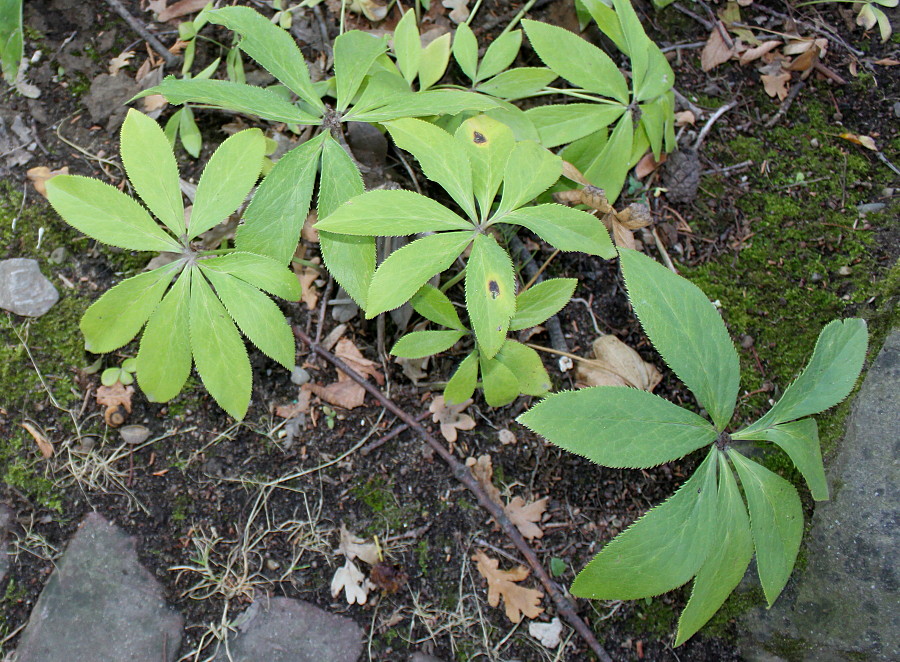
xmin=519 ymin=248 xmax=867 ymax=643
xmin=46 ymin=109 xmax=301 ymax=419
xmin=101 ymin=358 xmax=137 ymax=387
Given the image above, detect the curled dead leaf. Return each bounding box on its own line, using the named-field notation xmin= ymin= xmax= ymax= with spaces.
xmin=575 ymin=335 xmax=662 ymax=391
xmin=331 ymin=559 xmax=370 ymax=605
xmin=21 ymin=422 xmax=53 ymax=459
xmin=701 ymin=28 xmax=736 ymax=71
xmin=339 ymin=523 xmax=382 ymax=565
xmin=839 ymin=132 xmax=878 ymax=151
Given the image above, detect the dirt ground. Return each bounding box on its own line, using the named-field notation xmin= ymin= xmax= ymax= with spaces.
xmin=1 ymin=0 xmax=898 ymax=660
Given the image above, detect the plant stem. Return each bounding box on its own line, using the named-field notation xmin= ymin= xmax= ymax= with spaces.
xmin=502 ymin=0 xmax=538 ymax=36
xmin=292 ymin=327 xmax=613 ymax=662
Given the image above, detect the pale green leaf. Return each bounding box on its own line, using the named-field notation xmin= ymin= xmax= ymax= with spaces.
xmin=747 ymin=319 xmax=868 ymax=432
xmin=209 ymin=6 xmax=322 ymax=109
xmin=141 ymin=77 xmax=321 ymax=124
xmin=477 ymin=29 xmax=523 ymax=81
xmin=728 ymin=449 xmax=803 ymax=607
xmin=136 ymin=269 xmax=192 ymax=402
xmin=393 ymin=8 xmax=421 ymax=84
xmin=188 ymin=129 xmax=266 ymax=239
xmin=385 ymin=118 xmax=477 ymax=221
xmin=499 ymin=204 xmax=614 ymax=258
xmin=613 ymin=0 xmax=649 ymax=94
xmin=475 ymin=68 xmax=557 ymax=101
xmin=455 ymin=114 xmax=515 ymax=220
xmin=335 ymin=30 xmax=388 ymax=112
xmin=619 ymin=248 xmax=740 ymax=431
xmin=479 ymin=353 xmax=521 ymax=407
xmin=350 ymin=89 xmax=498 ymax=123
xmin=675 ymin=452 xmax=753 ymax=645
xmin=465 ymin=233 xmax=516 ymax=359
xmin=391 ymin=330 xmax=466 ymax=359
xmin=582 ymin=110 xmax=633 ymax=203
xmin=80 ymin=262 xmax=181 ymax=354
xmin=120 ymin=109 xmax=185 ymax=237
xmin=236 ymin=132 xmax=326 ymax=264
xmin=496 ymin=142 xmax=562 ymax=214
xmin=494 ymin=340 xmax=550 ymax=396
xmin=559 ymin=128 xmax=608 ymax=178
xmin=316 ymin=189 xmax=472 ymax=236
xmin=0 ymin=0 xmax=23 ymax=82
xmin=411 ymin=283 xmax=465 ymax=330
xmin=525 ymin=103 xmax=625 ymax=148
xmin=46 ymin=176 xmax=181 ymax=253
xmin=734 ymin=419 xmax=828 ymax=501
xmin=452 ymin=22 xmax=478 ymax=83
xmin=522 ymin=20 xmax=629 ymax=103
xmin=178 ymin=106 xmax=201 ymax=158
xmin=200 ymin=266 xmax=295 ymax=369
xmin=510 ymin=278 xmax=577 ymax=331
xmin=571 ymin=450 xmax=718 ymax=599
xmin=518 ymin=387 xmax=716 ymax=468
xmin=445 ymin=351 xmax=479 ymax=404
xmin=636 ymin=43 xmax=675 ymax=102
xmin=189 ymin=267 xmax=252 ymax=420
xmin=367 ymin=231 xmax=472 ymax=317
xmin=418 ymin=32 xmax=451 ymax=90
xmin=198 ymin=252 xmax=301 ymax=301
xmin=579 ymin=0 xmax=627 ymax=52
xmin=640 ymin=97 xmax=665 ymax=160
xmin=346 ymin=71 xmax=411 ymax=117
xmin=484 ymin=103 xmax=540 ymax=142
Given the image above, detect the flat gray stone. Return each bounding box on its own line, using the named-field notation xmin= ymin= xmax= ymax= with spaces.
xmin=741 ymin=330 xmax=900 ymax=661
xmin=214 ymin=597 xmax=362 ymax=662
xmin=0 ymin=258 xmax=59 ymax=317
xmin=15 ymin=512 xmax=182 ymax=662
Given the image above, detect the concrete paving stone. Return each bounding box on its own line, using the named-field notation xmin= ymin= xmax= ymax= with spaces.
xmin=15 ymin=512 xmax=182 ymax=662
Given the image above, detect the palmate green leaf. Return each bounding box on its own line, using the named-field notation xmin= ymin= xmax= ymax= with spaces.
xmin=120 ymin=109 xmax=184 ymax=237
xmin=465 ymin=233 xmax=516 ymax=359
xmin=198 ymin=252 xmax=301 ymax=301
xmin=477 ymin=29 xmax=523 ymax=81
xmin=141 ymin=77 xmax=321 ymax=125
xmin=367 ymin=231 xmax=473 ymax=318
xmin=445 ymin=351 xmax=479 ymax=404
xmin=675 ymin=452 xmax=753 ymax=645
xmin=208 ymin=6 xmax=322 ymax=110
xmin=496 ymin=142 xmax=563 ymax=215
xmin=391 ymin=330 xmax=466 ymax=359
xmin=316 ymin=189 xmax=472 ymax=236
xmin=411 ymin=283 xmax=465 ymax=330
xmin=728 ymin=449 xmax=803 ymax=607
xmin=136 ymin=269 xmax=192 ymax=402
xmin=571 ymin=450 xmax=718 ymax=600
xmin=46 ymin=176 xmax=181 ymax=253
xmin=452 ymin=22 xmax=478 ymax=83
xmin=393 ymin=8 xmax=421 ymax=84
xmin=189 ymin=267 xmax=252 ymax=420
xmin=236 ymin=132 xmax=326 ymax=264
xmin=518 ymin=387 xmax=716 ymax=468
xmin=525 ymin=103 xmax=625 ymax=149
xmin=385 ymin=118 xmax=477 ymax=221
xmin=745 ymin=319 xmax=868 ymax=433
xmin=499 ymin=204 xmax=615 ymax=258
xmin=418 ymin=32 xmax=451 ymax=90
xmin=619 ymin=248 xmax=740 ymax=431
xmin=188 ymin=129 xmax=266 ymax=239
xmin=494 ymin=340 xmax=550 ymax=396
xmin=522 ymin=20 xmax=629 ymax=104
xmin=510 ymin=278 xmax=577 ymax=331
xmin=456 ymin=115 xmax=515 ymax=220
xmin=582 ymin=109 xmax=633 ymax=203
xmin=80 ymin=262 xmax=182 ymax=354
xmin=318 ymin=135 xmax=374 ymax=308
xmin=735 ymin=419 xmax=828 ymax=501
xmin=479 ymin=353 xmax=520 ymax=407
xmin=200 ymin=267 xmax=295 ymax=369
xmin=475 ymin=68 xmax=557 ymax=101
xmin=335 ymin=30 xmax=389 ymax=112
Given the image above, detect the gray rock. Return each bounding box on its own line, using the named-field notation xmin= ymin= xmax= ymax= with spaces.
xmin=856 ymin=202 xmax=886 ymax=215
xmin=213 ymin=597 xmax=362 ymax=662
xmin=410 ymin=653 xmax=445 ymax=662
xmin=741 ymin=330 xmax=900 ymax=661
xmin=0 ymin=258 xmax=59 ymax=317
xmin=48 ymin=247 xmax=67 ymax=264
xmin=15 ymin=512 xmax=183 ymax=662
xmin=290 ymin=367 xmax=311 ymax=386
xmin=0 ymin=504 xmax=13 ymax=584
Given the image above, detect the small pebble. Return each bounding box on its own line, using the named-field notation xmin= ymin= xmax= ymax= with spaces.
xmin=894 ymin=101 xmax=900 ymax=119
xmin=810 ymin=138 xmax=819 ymax=148
xmin=119 ymin=425 xmax=150 ymax=445
xmin=49 ymin=247 xmax=67 ymax=264
xmin=883 ymin=188 xmax=895 ymax=197
xmin=78 ymin=436 xmax=97 ymax=452
xmin=839 ymin=266 xmax=853 ymax=276
xmin=265 ymin=559 xmax=280 ymax=571
xmin=741 ymin=335 xmax=755 ymax=349
xmin=811 ymin=272 xmax=824 ymax=283
xmin=290 ymin=367 xmax=310 ymax=385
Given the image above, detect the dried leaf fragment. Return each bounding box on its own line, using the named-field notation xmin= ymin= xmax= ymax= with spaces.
xmin=26 ymin=166 xmax=69 ymax=198
xmin=529 ymin=617 xmax=563 ymax=648
xmin=473 ymin=550 xmax=544 ymax=623
xmin=443 ymin=0 xmax=470 ymax=24
xmin=430 ymin=396 xmax=477 ymax=443
xmin=339 ymin=523 xmax=382 ymax=565
xmin=95 ymin=382 xmax=134 ymax=426
xmin=701 ymin=28 xmax=735 ymax=71
xmin=839 ymin=132 xmax=878 ymax=151
xmin=575 ymin=335 xmax=662 ymax=391
xmin=466 ymin=454 xmax=502 ymax=506
xmin=504 ymin=496 xmax=548 ymax=540
xmin=21 ymin=422 xmax=53 ymax=459
xmin=331 ymin=559 xmax=370 ymax=605
xmin=761 ymin=71 xmax=791 ymax=100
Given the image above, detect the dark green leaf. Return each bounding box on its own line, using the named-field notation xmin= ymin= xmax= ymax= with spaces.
xmin=582 ymin=109 xmax=633 ymax=203
xmin=475 ymin=68 xmax=557 ymax=101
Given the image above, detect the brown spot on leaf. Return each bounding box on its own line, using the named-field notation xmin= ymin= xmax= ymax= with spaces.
xmin=473 ymin=131 xmax=487 ymax=144
xmin=489 ymin=280 xmax=500 ymax=298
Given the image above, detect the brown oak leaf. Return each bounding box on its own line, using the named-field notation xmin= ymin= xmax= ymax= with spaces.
xmin=504 ymin=496 xmax=548 ymax=541
xmin=473 ymin=549 xmax=544 ymax=623
xmin=429 ymin=395 xmax=476 ymax=443
xmin=465 ymin=454 xmax=502 ymax=506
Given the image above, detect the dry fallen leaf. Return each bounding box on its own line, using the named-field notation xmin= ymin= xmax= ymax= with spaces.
xmin=95 ymin=383 xmax=134 ymax=426
xmin=473 ymin=549 xmax=544 ymax=623
xmin=369 ymin=562 xmax=408 ymax=594
xmin=157 ymin=0 xmax=209 ymax=22
xmin=307 ymin=379 xmax=366 ymax=410
xmin=26 ymin=166 xmax=69 ymax=198
xmin=529 ymin=617 xmax=563 ymax=649
xmin=575 ymin=335 xmax=662 ymax=391
xmin=275 ymin=385 xmax=313 ymax=419
xmin=760 ymin=71 xmax=791 ymax=100
xmin=335 ymin=338 xmax=384 ymax=385
xmin=839 ymin=132 xmax=878 ymax=151
xmin=673 ymin=110 xmax=696 ymax=126
xmin=466 ymin=454 xmax=502 ymax=506
xmin=430 ymin=395 xmax=476 ymax=443
xmin=701 ymin=28 xmax=735 ymax=71
xmin=295 ymin=265 xmax=320 ymax=310
xmin=396 ymin=355 xmax=429 ymax=383
xmin=21 ymin=422 xmax=53 ymax=459
xmin=635 ymin=152 xmax=665 ymax=180
xmin=738 ymin=40 xmax=781 ymax=65
xmin=331 ymin=559 xmax=370 ymax=605
xmin=108 ymin=50 xmax=135 ymax=75
xmin=443 ymin=0 xmax=470 ymax=23
xmin=339 ymin=523 xmax=382 ymax=565
xmin=505 ymin=496 xmax=548 ymax=541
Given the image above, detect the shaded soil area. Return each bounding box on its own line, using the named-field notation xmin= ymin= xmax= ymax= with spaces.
xmin=1 ymin=0 xmax=898 ymax=661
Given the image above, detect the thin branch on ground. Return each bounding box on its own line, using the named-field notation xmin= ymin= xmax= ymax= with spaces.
xmin=694 ymin=100 xmax=739 ymax=149
xmin=102 ymin=0 xmax=179 ymax=68
xmin=765 ymin=81 xmax=805 ymax=129
xmin=293 ymin=326 xmax=614 ymax=662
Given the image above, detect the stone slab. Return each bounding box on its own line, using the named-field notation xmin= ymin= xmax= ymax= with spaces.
xmin=741 ymin=330 xmax=900 ymax=661
xmin=214 ymin=597 xmax=362 ymax=662
xmin=15 ymin=512 xmax=182 ymax=662
xmin=0 ymin=258 xmax=59 ymax=317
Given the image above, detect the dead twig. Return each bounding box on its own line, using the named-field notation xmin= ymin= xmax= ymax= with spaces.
xmin=694 ymin=100 xmax=739 ymax=149
xmin=102 ymin=0 xmax=179 ymax=68
xmin=360 ymin=411 xmax=431 ymax=456
xmin=293 ymin=327 xmax=613 ymax=662
xmin=764 ymin=81 xmax=805 ymax=128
